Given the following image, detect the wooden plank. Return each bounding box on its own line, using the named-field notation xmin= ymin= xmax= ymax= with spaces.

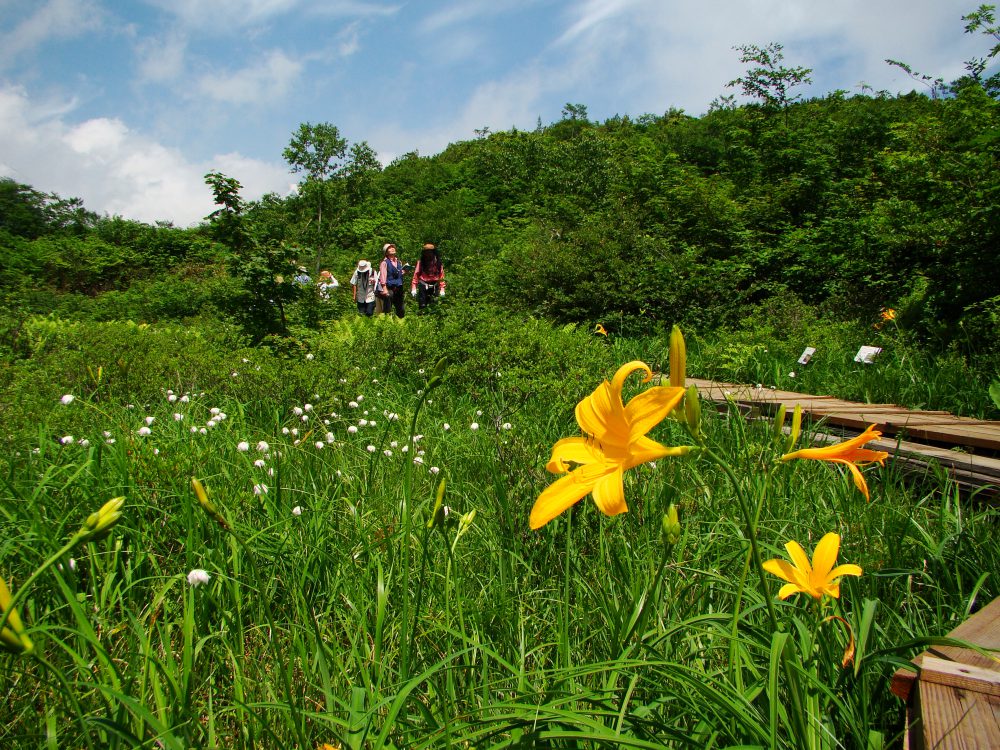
xmin=892 ymin=597 xmax=1000 ymax=702
xmin=915 ymin=681 xmax=1000 ymax=749
xmin=920 ymin=656 xmax=1000 ymax=697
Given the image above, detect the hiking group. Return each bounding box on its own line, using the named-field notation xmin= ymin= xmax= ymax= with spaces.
xmin=316 ymin=242 xmax=446 ymax=318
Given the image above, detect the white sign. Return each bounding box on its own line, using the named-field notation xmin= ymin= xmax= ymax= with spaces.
xmin=797 ymin=347 xmax=816 ymax=365
xmin=854 ymin=346 xmax=882 ymax=364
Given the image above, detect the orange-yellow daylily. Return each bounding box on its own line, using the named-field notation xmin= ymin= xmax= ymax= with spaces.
xmin=780 ymin=424 xmax=889 ymax=501
xmin=594 ymin=324 xmax=608 ymax=336
xmin=530 ymin=361 xmax=689 ymax=529
xmin=763 ymin=532 xmax=862 ymax=600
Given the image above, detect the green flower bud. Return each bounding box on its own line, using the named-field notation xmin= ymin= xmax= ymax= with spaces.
xmin=0 ymin=577 xmax=34 ymax=655
xmin=663 ymin=504 xmax=681 ymax=545
xmin=81 ymin=496 xmax=125 ymax=542
xmin=191 ymin=478 xmax=230 ymax=531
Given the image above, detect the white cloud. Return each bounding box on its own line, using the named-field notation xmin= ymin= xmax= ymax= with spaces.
xmin=196 ymin=50 xmax=304 ymax=105
xmin=146 ymin=0 xmax=398 ymax=31
xmin=0 ymin=83 xmax=289 ymax=225
xmin=134 ymin=31 xmax=188 ymax=83
xmin=0 ymin=0 xmax=103 ymax=67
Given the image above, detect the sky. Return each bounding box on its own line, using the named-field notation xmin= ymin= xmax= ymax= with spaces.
xmin=0 ymin=0 xmax=987 ymax=226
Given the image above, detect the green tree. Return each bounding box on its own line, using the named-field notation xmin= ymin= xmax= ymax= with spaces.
xmin=728 ymin=43 xmax=813 ymax=123
xmin=282 ymin=122 xmax=349 ymax=268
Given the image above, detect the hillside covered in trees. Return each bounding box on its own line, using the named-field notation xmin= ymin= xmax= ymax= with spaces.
xmin=2 ymin=40 xmax=998 ymax=365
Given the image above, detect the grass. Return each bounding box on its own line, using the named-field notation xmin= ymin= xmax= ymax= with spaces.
xmin=1 ymin=310 xmax=997 ymax=748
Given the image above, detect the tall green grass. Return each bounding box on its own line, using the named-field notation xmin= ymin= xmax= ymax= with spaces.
xmin=1 ymin=310 xmax=997 ymax=748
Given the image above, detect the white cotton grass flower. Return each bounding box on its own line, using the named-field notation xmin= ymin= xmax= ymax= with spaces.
xmin=257 ymin=441 xmax=269 ymax=452
xmin=293 ymin=406 xmax=303 ymax=416
xmin=390 ymin=440 xmax=398 ymax=448
xmin=199 ymin=428 xmax=208 ymax=435
xmin=180 ymin=394 xmax=190 ymax=403
xmin=366 ymin=445 xmax=376 ymax=453
xmin=60 ymin=394 xmax=75 ymax=405
xmin=237 ymin=441 xmax=250 ymax=452
xmin=137 ymin=426 xmax=152 ymax=437
xmin=383 ymin=449 xmax=392 ymax=457
xmin=349 ymin=401 xmax=359 ymax=409
xmin=315 ymin=441 xmax=325 ymax=450
xmin=443 ymin=423 xmax=450 ymax=431
xmin=413 ymin=456 xmax=424 ymax=465
xmin=291 ymin=428 xmax=299 ymax=437
xmin=470 ymin=423 xmax=479 ymax=431
xmin=306 ymin=353 xmax=314 ymax=361
xmin=304 ymin=404 xmax=313 ymax=412
xmin=401 ymin=444 xmax=409 ymax=453
xmin=429 ymin=466 xmax=440 ymax=475
xmin=187 ymin=569 xmax=210 ymax=587
xmin=106 ymin=438 xmax=116 ymax=444
xmin=347 ymin=425 xmax=358 ymax=434
xmin=78 ymin=438 xmax=90 ymax=448
xmin=210 ymin=407 xmax=221 ymax=416
xmin=358 ymin=419 xmax=368 ymax=427
xmin=292 ymin=505 xmax=303 ymax=516
xmin=476 ymin=410 xmax=483 ymax=416
xmin=153 ymin=448 xmax=160 ymax=455
xmin=789 ymin=371 xmax=796 ymax=378
xmin=282 ymin=427 xmax=290 ymax=435
xmin=326 ymin=432 xmax=336 ymax=443
xmin=60 ymin=435 xmax=74 ymax=445
xmin=253 ymin=483 xmax=268 ymax=495
xmin=369 ymin=420 xmax=377 ymax=427
xmin=254 ymin=459 xmax=266 ymax=468
xmin=502 ymin=422 xmax=513 ymax=430
xmin=190 ymin=426 xmax=198 ymax=434
xmin=145 ymin=416 xmax=155 ymax=426
xmin=419 ymin=368 xmax=425 ymax=374
xmin=174 ymin=413 xmax=184 ymax=421
xmin=168 ymin=394 xmax=177 ymax=402
xmin=103 ymin=430 xmax=112 ymax=438
xmin=301 ymin=415 xmax=309 ymax=423
xmin=356 ymin=395 xmax=365 ymax=402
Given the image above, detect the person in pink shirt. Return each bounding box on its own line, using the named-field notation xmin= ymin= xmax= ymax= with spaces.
xmin=378 ymin=243 xmax=407 ymax=318
xmin=410 ymin=243 xmax=446 ymax=310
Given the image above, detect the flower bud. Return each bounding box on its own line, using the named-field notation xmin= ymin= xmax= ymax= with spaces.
xmin=81 ymin=496 xmax=125 ymax=542
xmin=772 ymin=404 xmax=787 ymax=440
xmin=684 ymin=384 xmax=701 ymax=438
xmin=663 ymin=504 xmax=681 ymax=546
xmin=784 ymin=405 xmax=803 ymax=454
xmin=0 ymin=577 xmax=33 ymax=654
xmin=669 ymin=326 xmax=686 ymax=389
xmin=191 ymin=478 xmax=230 ymax=531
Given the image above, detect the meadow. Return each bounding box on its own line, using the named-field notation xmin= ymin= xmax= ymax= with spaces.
xmin=2 ymin=306 xmax=997 ymax=749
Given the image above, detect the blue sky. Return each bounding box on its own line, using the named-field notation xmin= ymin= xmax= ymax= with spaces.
xmin=0 ymin=0 xmax=987 ymax=225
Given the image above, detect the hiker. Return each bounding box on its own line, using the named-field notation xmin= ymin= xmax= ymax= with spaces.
xmin=317 ymin=270 xmax=339 ymax=300
xmin=378 ymin=243 xmax=407 ymax=318
xmin=350 ymin=260 xmax=378 ymax=316
xmin=410 ymin=243 xmax=446 ymax=310
xmin=293 ymin=266 xmax=312 ymax=285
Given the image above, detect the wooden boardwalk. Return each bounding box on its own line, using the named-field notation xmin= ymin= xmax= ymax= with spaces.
xmin=890 ymin=596 xmax=1000 ymax=749
xmin=689 ymin=378 xmax=1000 ymax=495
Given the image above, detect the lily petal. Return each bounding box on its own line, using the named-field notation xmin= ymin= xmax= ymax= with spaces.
xmin=546 ymin=437 xmax=604 ymax=474
xmin=575 ymin=381 xmax=614 ymax=438
xmin=828 ymin=563 xmax=863 ymax=581
xmin=830 ymin=459 xmax=871 ymax=501
xmin=530 ymin=462 xmax=615 ymax=529
xmin=811 ymin=533 xmax=841 ymax=580
xmin=591 ymin=467 xmax=628 ymax=517
xmin=762 ymin=558 xmax=798 ymax=584
xmin=624 ymin=385 xmax=686 ymax=443
xmin=624 ymin=435 xmax=689 ymax=469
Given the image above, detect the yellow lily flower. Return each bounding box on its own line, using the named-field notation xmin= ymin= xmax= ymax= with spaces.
xmin=594 ymin=324 xmax=608 ymax=336
xmin=763 ymin=532 xmax=862 ymax=600
xmin=780 ymin=424 xmax=889 ymax=501
xmin=530 ymin=361 xmax=689 ymax=529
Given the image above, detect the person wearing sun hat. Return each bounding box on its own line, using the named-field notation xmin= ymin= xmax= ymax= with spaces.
xmin=411 ymin=242 xmax=446 ymax=311
xmin=350 ymin=259 xmax=377 ymax=316
xmin=378 ymin=242 xmax=408 ymax=318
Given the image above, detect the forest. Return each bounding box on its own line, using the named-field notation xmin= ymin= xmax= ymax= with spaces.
xmin=1 ymin=12 xmax=999 ymax=749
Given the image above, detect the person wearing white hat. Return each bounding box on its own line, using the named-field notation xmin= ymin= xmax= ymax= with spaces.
xmin=350 ymin=259 xmax=377 ymax=316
